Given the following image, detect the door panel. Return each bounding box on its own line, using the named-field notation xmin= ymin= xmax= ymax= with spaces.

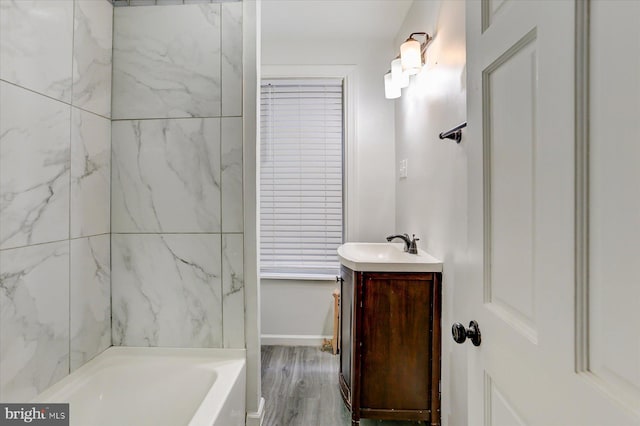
xmin=481 ymin=0 xmax=512 ymax=33
xmin=484 ymin=373 xmax=527 ymax=426
xmin=483 ymin=31 xmax=538 ymax=341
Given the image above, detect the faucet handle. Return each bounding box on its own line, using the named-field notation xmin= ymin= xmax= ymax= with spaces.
xmin=408 ymin=234 xmax=420 ymax=254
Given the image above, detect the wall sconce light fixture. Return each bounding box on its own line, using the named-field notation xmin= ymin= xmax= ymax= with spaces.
xmin=384 ymin=32 xmax=433 ymax=99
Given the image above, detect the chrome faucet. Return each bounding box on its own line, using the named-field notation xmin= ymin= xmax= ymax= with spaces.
xmin=386 ymin=233 xmax=420 ymax=254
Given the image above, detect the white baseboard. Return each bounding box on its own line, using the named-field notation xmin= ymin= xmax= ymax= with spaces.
xmin=261 ymin=334 xmax=333 ymax=346
xmin=246 ymin=397 xmax=265 ymax=426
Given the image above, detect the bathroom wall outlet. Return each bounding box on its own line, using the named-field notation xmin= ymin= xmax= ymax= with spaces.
xmin=399 ymin=159 xmax=408 ymax=179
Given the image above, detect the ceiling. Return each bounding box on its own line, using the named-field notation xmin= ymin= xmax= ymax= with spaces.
xmin=261 ymin=0 xmax=415 ymax=42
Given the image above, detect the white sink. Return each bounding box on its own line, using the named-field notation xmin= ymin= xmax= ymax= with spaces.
xmin=337 ymin=242 xmax=443 ymax=272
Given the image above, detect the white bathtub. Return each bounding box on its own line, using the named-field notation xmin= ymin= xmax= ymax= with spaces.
xmin=33 ymin=347 xmax=246 ymax=426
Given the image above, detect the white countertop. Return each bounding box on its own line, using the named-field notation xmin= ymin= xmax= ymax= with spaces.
xmin=337 ymin=242 xmax=443 ymax=273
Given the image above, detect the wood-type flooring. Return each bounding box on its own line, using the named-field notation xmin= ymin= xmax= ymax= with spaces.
xmin=261 ymin=346 xmax=427 ymax=426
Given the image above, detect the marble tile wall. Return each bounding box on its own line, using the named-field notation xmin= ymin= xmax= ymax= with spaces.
xmin=111 ymin=2 xmax=244 ymax=350
xmin=0 ymin=0 xmax=113 ymax=401
xmin=112 ymin=4 xmax=222 ymax=119
xmin=112 ymin=234 xmax=223 ymax=347
xmin=111 ymin=118 xmax=222 ymax=233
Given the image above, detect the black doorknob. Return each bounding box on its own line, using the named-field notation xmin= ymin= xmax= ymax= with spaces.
xmin=452 ymin=321 xmax=481 ymax=346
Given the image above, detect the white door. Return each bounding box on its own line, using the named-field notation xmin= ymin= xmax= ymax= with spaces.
xmin=465 ymin=0 xmax=640 ymax=424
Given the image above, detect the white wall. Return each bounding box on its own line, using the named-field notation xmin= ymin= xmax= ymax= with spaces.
xmin=261 ymin=279 xmax=337 ymax=345
xmin=261 ymin=29 xmax=397 ymax=342
xmin=393 ymin=1 xmax=468 ymax=426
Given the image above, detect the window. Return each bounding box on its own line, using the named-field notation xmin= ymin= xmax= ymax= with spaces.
xmin=260 ymin=78 xmax=344 ymax=278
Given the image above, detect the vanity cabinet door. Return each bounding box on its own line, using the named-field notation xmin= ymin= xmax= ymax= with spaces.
xmin=360 ymin=273 xmax=434 ymax=413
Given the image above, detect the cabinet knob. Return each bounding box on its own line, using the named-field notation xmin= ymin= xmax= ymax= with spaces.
xmin=452 ymin=321 xmax=481 ymax=346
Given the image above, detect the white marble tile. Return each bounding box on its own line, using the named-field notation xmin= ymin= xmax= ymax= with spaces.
xmin=0 ymin=82 xmax=70 ymax=250
xmin=72 ymin=0 xmax=113 ymax=118
xmin=0 ymin=241 xmax=69 ymax=402
xmin=112 ymin=4 xmax=222 ymax=119
xmin=222 ymin=234 xmax=244 ymax=348
xmin=71 ymin=108 xmax=111 ymax=238
xmin=0 ymin=0 xmax=74 ymax=102
xmin=70 ymin=235 xmax=110 ymax=372
xmin=112 ymin=118 xmax=221 ymax=233
xmin=221 ymin=2 xmax=242 ymax=116
xmin=111 ymin=234 xmax=223 ymax=347
xmin=222 ymin=118 xmax=243 ymax=232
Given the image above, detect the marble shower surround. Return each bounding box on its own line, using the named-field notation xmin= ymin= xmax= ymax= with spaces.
xmin=70 ymin=235 xmax=111 ymax=372
xmin=0 ymin=242 xmax=70 ymax=402
xmin=71 ymin=108 xmax=111 ymax=238
xmin=111 ymin=117 xmax=243 ymax=233
xmin=0 ymin=0 xmax=113 ymax=402
xmin=112 ymin=118 xmax=222 ymax=233
xmin=110 ymin=2 xmax=244 ymax=350
xmin=72 ymin=0 xmax=114 ymax=118
xmin=112 ymin=4 xmax=222 ymax=119
xmin=111 ymin=232 xmax=245 ymax=348
xmin=0 ymin=0 xmax=113 ymax=114
xmin=0 ymin=82 xmax=71 ymax=249
xmin=0 ymin=0 xmax=74 ymax=103
xmin=112 ymin=234 xmax=223 ymax=347
xmin=0 ymin=0 xmax=244 ymax=402
xmin=110 ymin=115 xmax=245 ymax=347
xmin=112 ymin=2 xmax=242 ymax=119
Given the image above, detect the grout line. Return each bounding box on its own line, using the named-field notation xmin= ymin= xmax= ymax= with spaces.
xmin=74 ymin=105 xmax=112 ymax=121
xmin=221 ymin=232 xmax=225 ymax=348
xmin=0 ymin=79 xmax=70 ymax=107
xmin=219 ymin=8 xmax=226 ymax=342
xmin=69 ymin=0 xmax=77 ymax=375
xmin=110 ymin=0 xmax=116 ymax=350
xmin=110 ymin=0 xmax=239 ymax=7
xmin=220 ymin=1 xmax=224 ymax=119
xmin=0 ymin=233 xmax=113 ymax=253
xmin=220 ymin=117 xmax=225 ymax=239
xmin=110 ymin=231 xmax=243 ymax=235
xmin=72 ymin=232 xmax=113 ymax=240
xmin=0 ymin=79 xmax=112 ymax=121
xmin=111 ymin=115 xmax=242 ymax=122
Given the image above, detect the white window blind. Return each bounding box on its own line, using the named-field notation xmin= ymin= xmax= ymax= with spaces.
xmin=260 ymin=78 xmax=344 ymax=278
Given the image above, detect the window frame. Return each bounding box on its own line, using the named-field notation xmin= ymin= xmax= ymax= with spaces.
xmin=259 ymin=65 xmax=357 ymax=280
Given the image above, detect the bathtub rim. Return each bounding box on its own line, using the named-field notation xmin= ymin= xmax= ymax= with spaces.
xmin=33 ymin=346 xmax=247 ymax=426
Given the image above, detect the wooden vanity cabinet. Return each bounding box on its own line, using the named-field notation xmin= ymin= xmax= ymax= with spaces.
xmin=338 ymin=265 xmax=442 ymax=426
